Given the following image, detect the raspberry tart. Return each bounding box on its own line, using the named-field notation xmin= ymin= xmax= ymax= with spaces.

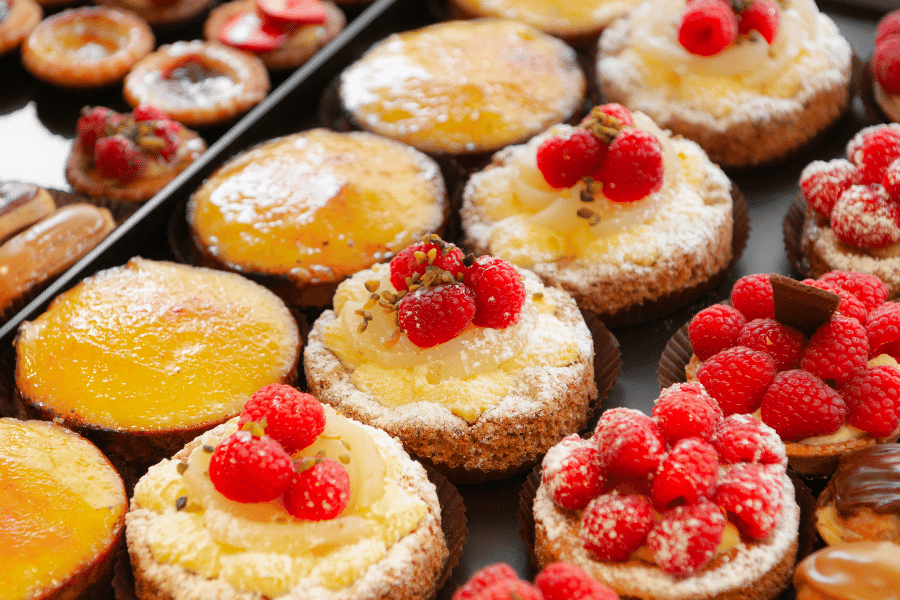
xmin=126 ymin=385 xmax=451 ymax=600
xmin=452 ymin=561 xmax=619 ymax=600
xmin=872 ymin=10 xmax=900 ymax=124
xmin=0 ymin=0 xmax=41 ymax=56
xmin=531 ymin=387 xmax=799 ymax=600
xmin=304 ymin=235 xmax=604 ymax=482
xmin=67 ymin=105 xmax=207 ymax=203
xmin=461 ymin=103 xmax=737 ymax=325
xmin=596 ymin=0 xmax=852 ymax=168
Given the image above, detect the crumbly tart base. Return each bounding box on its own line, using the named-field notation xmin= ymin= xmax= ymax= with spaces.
xmin=0 ymin=0 xmax=41 ymax=56
xmin=532 ymin=473 xmax=799 ymax=600
xmin=125 ymin=421 xmax=449 ymax=600
xmin=596 ymin=13 xmax=852 ymax=169
xmin=304 ymin=283 xmax=598 ymax=481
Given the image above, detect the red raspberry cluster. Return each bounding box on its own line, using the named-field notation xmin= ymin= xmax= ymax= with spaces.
xmin=452 ymin=561 xmax=619 ymax=600
xmin=535 ymin=104 xmax=664 ymax=203
xmin=388 ymin=236 xmax=526 ymax=348
xmin=217 ymin=0 xmax=328 ymax=53
xmin=76 ymin=105 xmax=186 ymax=184
xmin=688 ymin=271 xmax=900 ymax=441
xmin=801 ymin=125 xmax=900 ymax=249
xmin=678 ymin=0 xmax=780 ymax=57
xmin=542 ymin=384 xmax=787 ymax=576
xmin=874 ymin=10 xmax=900 ymax=96
xmin=209 ymin=384 xmax=351 ymax=520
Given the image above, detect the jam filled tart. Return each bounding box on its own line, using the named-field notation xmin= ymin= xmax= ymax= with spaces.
xmin=123 ymin=40 xmax=270 ymax=128
xmin=0 ymin=0 xmax=41 ymax=56
xmin=21 ymin=6 xmax=154 ymax=89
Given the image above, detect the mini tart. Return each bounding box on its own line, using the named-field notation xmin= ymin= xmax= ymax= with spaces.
xmin=0 ymin=0 xmax=41 ymax=56
xmin=21 ymin=6 xmax=154 ymax=89
xmin=123 ymin=40 xmax=270 ymax=128
xmin=596 ymin=0 xmax=852 ymax=169
xmin=461 ymin=112 xmax=734 ymax=323
xmin=304 ymin=263 xmax=598 ymax=482
xmin=203 ymin=0 xmax=345 ymax=71
xmin=125 ymin=412 xmax=448 ymax=600
xmin=338 ymin=18 xmax=586 ymax=157
xmin=1 ymin=418 xmax=127 ymax=600
xmin=532 ymin=470 xmax=800 ymax=600
xmin=13 ymin=258 xmax=300 ymax=465
xmin=187 ymin=129 xmax=447 ymax=308
xmin=95 ymin=0 xmax=217 ymax=29
xmin=793 ymin=541 xmax=900 ymax=600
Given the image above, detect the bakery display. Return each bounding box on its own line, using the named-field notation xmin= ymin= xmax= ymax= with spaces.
xmin=0 ymin=0 xmax=41 ymax=56
xmin=187 ymin=128 xmax=447 ymax=307
xmin=338 ymin=18 xmax=585 ymax=157
xmin=596 ymin=0 xmax=853 ymax=168
xmin=461 ymin=103 xmax=736 ymax=325
xmin=872 ymin=10 xmax=900 ymax=123
xmin=793 ymin=541 xmax=900 ymax=600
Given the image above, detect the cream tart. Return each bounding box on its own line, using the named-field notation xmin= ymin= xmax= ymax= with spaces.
xmin=0 ymin=0 xmax=41 ymax=56
xmin=596 ymin=0 xmax=852 ymax=169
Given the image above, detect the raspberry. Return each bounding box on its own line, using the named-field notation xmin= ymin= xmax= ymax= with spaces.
xmin=736 ymin=318 xmax=805 ymax=371
xmin=478 ymin=580 xmax=543 ymax=600
xmin=652 ymin=382 xmax=723 ymax=444
xmin=710 ymin=414 xmax=786 ymax=467
xmin=397 ymin=284 xmax=476 ymax=348
xmin=389 ymin=239 xmax=466 ymax=292
xmin=799 ymin=159 xmax=857 ymax=220
xmin=840 ymin=365 xmax=900 ymax=437
xmin=678 ymin=0 xmax=737 ymax=56
xmin=650 ymin=437 xmax=719 ymax=511
xmin=696 ymin=346 xmax=776 ymax=415
xmin=581 ymin=494 xmax=654 ymax=562
xmin=849 ymin=127 xmax=900 ymax=184
xmin=132 ymin=104 xmax=170 ymax=122
xmin=714 ymin=463 xmax=782 ymax=539
xmin=874 ymin=36 xmax=900 ymax=96
xmin=542 ymin=434 xmax=605 ymax=510
xmin=730 ymin=273 xmax=774 ymax=321
xmin=208 ymin=429 xmax=294 ymax=503
xmin=76 ymin=106 xmax=116 ymax=154
xmin=830 ymin=185 xmax=900 ymax=250
xmin=802 ymin=279 xmax=868 ymax=323
xmin=238 ymin=384 xmax=325 ymax=453
xmin=884 ymin=158 xmax=900 ymax=201
xmin=737 ymin=0 xmax=779 ymax=44
xmin=535 ymin=562 xmax=619 ymax=600
xmin=867 ymin=302 xmax=900 ymax=356
xmin=283 ymin=456 xmax=350 ymax=520
xmin=800 ymin=313 xmax=868 ymax=386
xmin=876 ymin=10 xmax=900 ymax=47
xmin=596 ymin=129 xmax=664 ymax=203
xmin=688 ymin=303 xmax=747 ymax=361
xmin=647 ymin=499 xmax=726 ymax=576
xmin=452 ymin=564 xmax=519 ymax=600
xmin=594 ymin=408 xmax=666 ymax=479
xmin=819 ymin=270 xmax=888 ymax=314
xmin=154 ymin=120 xmax=182 ymax=161
xmin=536 ymin=128 xmax=608 ymax=189
xmin=94 ymin=134 xmax=146 ymax=183
xmin=596 ymin=103 xmax=633 ymax=127
xmin=465 ymin=256 xmax=526 ymax=328
xmin=760 ymin=370 xmax=847 ymax=441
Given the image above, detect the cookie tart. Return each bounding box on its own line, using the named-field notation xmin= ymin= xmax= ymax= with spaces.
xmin=126 ymin=384 xmax=451 ymax=600
xmin=304 ymin=235 xmax=604 ymax=483
xmin=596 ymin=0 xmax=852 ymax=168
xmin=872 ymin=11 xmax=900 ymax=123
xmin=461 ymin=103 xmax=737 ymax=326
xmin=531 ymin=385 xmax=799 ymax=600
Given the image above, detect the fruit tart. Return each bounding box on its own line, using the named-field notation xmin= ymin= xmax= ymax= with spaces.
xmin=461 ymin=103 xmax=736 ymax=326
xmin=596 ymin=0 xmax=853 ymax=168
xmin=672 ymin=271 xmax=900 ymax=477
xmin=0 ymin=0 xmax=41 ymax=56
xmin=187 ymin=128 xmax=447 ymax=308
xmin=13 ymin=258 xmax=301 ymax=466
xmin=872 ymin=10 xmax=900 ymax=124
xmin=66 ymin=104 xmax=207 ymax=203
xmin=452 ymin=562 xmax=619 ymax=600
xmin=793 ymin=541 xmax=900 ymax=600
xmin=126 ymin=384 xmax=450 ymax=600
xmin=204 ymin=0 xmax=345 ymax=71
xmin=1 ymin=418 xmax=127 ymax=600
xmin=531 ymin=386 xmax=799 ymax=600
xmin=304 ymin=235 xmax=602 ymax=483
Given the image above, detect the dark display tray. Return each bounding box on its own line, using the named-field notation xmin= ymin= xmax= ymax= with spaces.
xmin=0 ymin=0 xmax=893 ymax=598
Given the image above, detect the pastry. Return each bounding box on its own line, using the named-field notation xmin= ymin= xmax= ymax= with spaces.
xmin=187 ymin=128 xmax=447 ymax=308
xmin=532 ymin=388 xmax=799 ymax=600
xmin=338 ymin=18 xmax=586 ymax=157
xmin=461 ymin=103 xmax=734 ymax=324
xmin=872 ymin=10 xmax=900 ymax=123
xmin=0 ymin=181 xmax=55 ymax=242
xmin=1 ymin=417 xmax=127 ymax=600
xmin=126 ymin=387 xmax=449 ymax=600
xmin=21 ymin=6 xmax=154 ymax=89
xmin=452 ymin=562 xmax=618 ymax=599
xmin=0 ymin=0 xmax=41 ymax=56
xmin=815 ymin=443 xmax=900 ymax=546
xmin=66 ymin=105 xmax=207 ymax=203
xmin=304 ymin=236 xmax=598 ymax=482
xmin=123 ymin=40 xmax=270 ymax=128
xmin=596 ymin=0 xmax=852 ymax=168
xmin=95 ymin=0 xmax=217 ymax=29
xmin=793 ymin=541 xmax=900 ymax=600
xmin=204 ymin=0 xmax=345 ymax=71
xmin=13 ymin=257 xmax=301 ymax=465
